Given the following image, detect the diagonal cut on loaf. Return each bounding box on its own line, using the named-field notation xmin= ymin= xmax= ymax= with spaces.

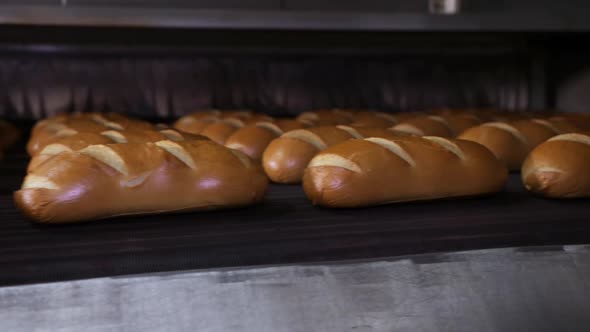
xmin=548 ymin=132 xmax=590 ymax=146
xmin=481 ymin=122 xmax=529 ymax=146
xmin=15 ymin=140 xmax=269 ymax=223
xmin=303 ymin=136 xmax=507 ymax=207
xmin=336 ymin=126 xmax=363 ymax=139
xmin=363 ymin=137 xmax=416 ymax=166
xmin=281 ymin=130 xmax=327 ymax=150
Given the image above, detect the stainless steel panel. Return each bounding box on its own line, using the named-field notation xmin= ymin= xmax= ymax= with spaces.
xmin=0 ymin=5 xmax=576 ymax=31
xmin=2 ymin=246 xmax=590 ymax=332
xmin=68 ymin=0 xmax=279 ymax=10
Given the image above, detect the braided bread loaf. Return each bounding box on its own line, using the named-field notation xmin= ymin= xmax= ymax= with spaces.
xmin=303 ymin=136 xmax=507 ymax=207
xmin=15 ymin=140 xmax=268 ymax=223
xmin=262 ymin=126 xmax=402 ymax=184
xmin=522 ymin=132 xmax=590 ymax=198
xmin=458 ymin=119 xmax=574 ymax=170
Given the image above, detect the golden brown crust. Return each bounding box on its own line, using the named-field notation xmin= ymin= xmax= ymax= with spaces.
xmin=350 ymin=112 xmax=397 ymax=128
xmin=199 ymin=120 xmax=245 ymax=145
xmin=435 ymin=113 xmax=482 ymax=136
xmin=392 ymin=115 xmax=454 ymax=137
xmin=225 ymin=124 xmax=282 ymax=161
xmin=173 ymin=116 xmax=219 ymax=135
xmin=27 ymin=113 xmax=154 ymax=155
xmin=27 ymin=128 xmax=208 ymax=173
xmin=296 ymin=109 xmax=354 ymax=126
xmin=262 ymin=126 xmax=402 ymax=184
xmin=15 ymin=140 xmax=268 ymax=223
xmin=272 ymin=119 xmax=308 ymax=132
xmin=458 ymin=122 xmax=529 ymax=171
xmin=522 ymin=132 xmax=590 ymax=198
xmin=303 ymin=136 xmax=507 ymax=207
xmin=458 ymin=119 xmax=562 ymax=171
xmin=510 ymin=119 xmax=559 ymax=148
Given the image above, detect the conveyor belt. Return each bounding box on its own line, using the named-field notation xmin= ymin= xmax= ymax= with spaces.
xmin=1 ymin=141 xmax=589 ymax=286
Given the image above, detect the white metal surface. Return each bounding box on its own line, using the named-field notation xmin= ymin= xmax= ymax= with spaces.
xmin=2 ymin=245 xmax=590 ymax=332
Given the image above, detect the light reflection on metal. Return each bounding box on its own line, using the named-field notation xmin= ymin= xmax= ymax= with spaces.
xmin=429 ymin=0 xmax=461 ymax=15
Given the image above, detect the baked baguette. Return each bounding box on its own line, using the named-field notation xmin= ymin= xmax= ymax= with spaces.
xmin=225 ymin=121 xmax=306 ymax=161
xmin=262 ymin=126 xmax=400 ymax=184
xmin=28 ymin=128 xmax=206 ymax=173
xmin=296 ymin=109 xmax=354 ymax=126
xmin=435 ymin=113 xmax=482 ymax=136
xmin=199 ymin=118 xmax=245 ymax=145
xmin=522 ymin=132 xmax=590 ymax=198
xmin=15 ymin=140 xmax=268 ymax=223
xmin=391 ymin=115 xmax=454 ymax=137
xmin=350 ymin=111 xmax=397 ymax=128
xmin=173 ymin=114 xmax=219 ymax=135
xmin=303 ymin=136 xmax=507 ymax=207
xmin=28 ymin=113 xmax=153 ymax=155
xmin=458 ymin=120 xmax=564 ymax=170
xmin=173 ymin=110 xmax=272 ymax=134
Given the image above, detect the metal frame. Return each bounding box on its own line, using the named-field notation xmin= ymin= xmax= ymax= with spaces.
xmin=0 ymin=5 xmax=584 ymax=31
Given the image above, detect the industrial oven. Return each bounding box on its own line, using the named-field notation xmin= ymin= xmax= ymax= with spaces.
xmin=1 ymin=1 xmax=590 ymax=331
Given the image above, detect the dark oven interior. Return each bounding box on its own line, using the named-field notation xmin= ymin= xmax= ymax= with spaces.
xmin=1 ymin=8 xmax=590 ymax=286
xmin=0 ymin=27 xmax=589 ymax=120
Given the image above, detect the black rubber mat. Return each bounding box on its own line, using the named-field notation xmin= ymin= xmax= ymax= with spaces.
xmin=1 ymin=140 xmax=590 ymax=286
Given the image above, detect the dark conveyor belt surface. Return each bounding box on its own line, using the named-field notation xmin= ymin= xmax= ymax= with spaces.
xmin=0 ymin=142 xmax=589 ymax=286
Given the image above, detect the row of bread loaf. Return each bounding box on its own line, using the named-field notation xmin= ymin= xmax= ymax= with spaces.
xmin=15 ymin=109 xmax=590 ymax=224
xmin=17 ymin=112 xmax=269 ymax=223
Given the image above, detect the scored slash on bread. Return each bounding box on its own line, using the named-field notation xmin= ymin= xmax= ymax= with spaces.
xmin=27 ymin=128 xmax=208 ymax=173
xmin=392 ymin=115 xmax=454 ymax=137
xmin=224 ymin=120 xmax=306 ymax=161
xmin=303 ymin=136 xmax=508 ymax=207
xmin=16 ymin=140 xmax=268 ymax=223
xmin=262 ymin=126 xmax=406 ymax=184
xmin=459 ymin=119 xmax=577 ymax=171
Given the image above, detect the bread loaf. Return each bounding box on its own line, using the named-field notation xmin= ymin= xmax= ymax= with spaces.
xmin=262 ymin=126 xmax=400 ymax=184
xmin=173 ymin=114 xmax=219 ymax=135
xmin=458 ymin=119 xmax=565 ymax=170
xmin=15 ymin=140 xmax=268 ymax=223
xmin=199 ymin=119 xmax=245 ymax=144
xmin=392 ymin=115 xmax=454 ymax=137
xmin=522 ymin=132 xmax=590 ymax=198
xmin=28 ymin=128 xmax=206 ymax=173
xmin=436 ymin=113 xmax=482 ymax=136
xmin=303 ymin=136 xmax=507 ymax=207
xmin=174 ymin=110 xmax=273 ymax=134
xmin=225 ymin=121 xmax=306 ymax=161
xmin=350 ymin=112 xmax=397 ymax=128
xmin=296 ymin=109 xmax=354 ymax=126
xmin=28 ymin=113 xmax=154 ymax=155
